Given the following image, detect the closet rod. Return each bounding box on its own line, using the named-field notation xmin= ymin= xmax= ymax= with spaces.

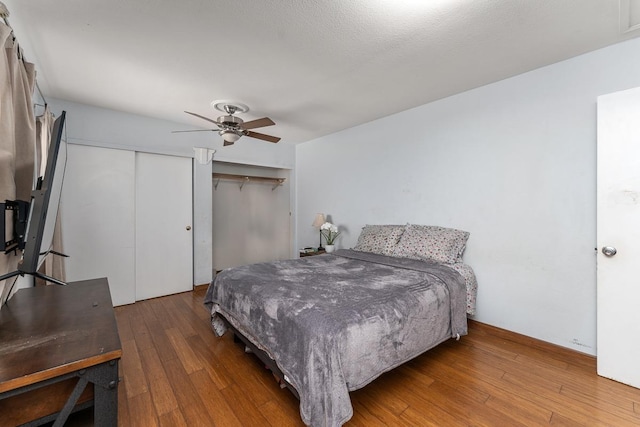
xmin=213 ymin=172 xmax=286 ymax=191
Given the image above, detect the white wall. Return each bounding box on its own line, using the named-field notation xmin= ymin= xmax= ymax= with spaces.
xmin=47 ymin=99 xmax=295 ymax=286
xmin=296 ymin=37 xmax=640 ymax=356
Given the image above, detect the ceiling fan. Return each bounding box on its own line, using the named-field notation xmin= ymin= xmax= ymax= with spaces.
xmin=173 ymin=102 xmax=280 ymax=146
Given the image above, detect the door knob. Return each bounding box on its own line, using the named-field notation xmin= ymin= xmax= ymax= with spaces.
xmin=602 ymin=246 xmax=617 ymax=257
xmin=186 ymin=226 xmax=191 ymax=231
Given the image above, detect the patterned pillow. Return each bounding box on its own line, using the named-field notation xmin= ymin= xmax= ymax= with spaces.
xmin=392 ymin=224 xmax=469 ymax=264
xmin=353 ymin=225 xmax=405 ymax=256
xmin=444 ymin=261 xmax=478 ymax=315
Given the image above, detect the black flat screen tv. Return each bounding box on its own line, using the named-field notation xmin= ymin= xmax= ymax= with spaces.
xmin=0 ymin=110 xmax=67 ymax=290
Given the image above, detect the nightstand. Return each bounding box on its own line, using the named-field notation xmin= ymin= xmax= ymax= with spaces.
xmin=299 ymin=249 xmax=326 ymax=257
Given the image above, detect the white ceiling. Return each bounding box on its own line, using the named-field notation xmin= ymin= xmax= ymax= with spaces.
xmin=4 ymin=0 xmax=640 ymax=144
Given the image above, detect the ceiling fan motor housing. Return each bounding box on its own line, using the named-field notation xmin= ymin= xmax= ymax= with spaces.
xmin=218 ymin=114 xmax=243 ymax=128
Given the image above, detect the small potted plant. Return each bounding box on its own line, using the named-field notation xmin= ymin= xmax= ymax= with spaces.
xmin=320 ymin=222 xmax=340 ymax=253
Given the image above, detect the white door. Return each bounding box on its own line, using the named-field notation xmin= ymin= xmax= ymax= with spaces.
xmin=135 ymin=152 xmax=193 ymax=300
xmin=597 ymin=86 xmax=640 ymax=389
xmin=61 ymin=145 xmax=136 ymax=306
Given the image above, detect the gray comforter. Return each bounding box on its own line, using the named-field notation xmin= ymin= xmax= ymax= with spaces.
xmin=204 ymin=249 xmax=468 ymax=427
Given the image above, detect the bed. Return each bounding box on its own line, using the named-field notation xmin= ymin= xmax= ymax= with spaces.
xmin=204 ymin=224 xmax=477 ymax=427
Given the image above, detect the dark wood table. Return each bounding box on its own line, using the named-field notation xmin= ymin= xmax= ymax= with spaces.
xmin=299 ymin=249 xmax=326 ymax=257
xmin=0 ymin=278 xmax=121 ymax=426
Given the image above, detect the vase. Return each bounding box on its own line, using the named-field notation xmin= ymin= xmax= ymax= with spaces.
xmin=325 ymin=244 xmax=335 ymax=253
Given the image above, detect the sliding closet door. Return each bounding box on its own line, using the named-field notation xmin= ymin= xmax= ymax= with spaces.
xmin=61 ymin=145 xmax=136 ymax=306
xmin=135 ymin=152 xmax=193 ymax=300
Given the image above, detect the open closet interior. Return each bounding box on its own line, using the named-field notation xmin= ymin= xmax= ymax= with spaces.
xmin=212 ymin=161 xmax=291 ymax=271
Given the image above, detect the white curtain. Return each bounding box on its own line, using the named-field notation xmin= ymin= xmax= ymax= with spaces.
xmin=36 ymin=105 xmax=52 ymax=179
xmin=0 ymin=15 xmax=37 ymax=306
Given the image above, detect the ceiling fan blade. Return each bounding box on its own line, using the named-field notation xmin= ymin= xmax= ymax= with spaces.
xmin=184 ymin=111 xmax=222 ymax=127
xmin=171 ymin=129 xmax=216 ymax=133
xmin=241 ymin=117 xmax=275 ymax=130
xmin=245 ymin=130 xmax=281 ymax=143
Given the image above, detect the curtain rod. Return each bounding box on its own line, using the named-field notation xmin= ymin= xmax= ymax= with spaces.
xmin=34 ymin=81 xmax=47 ymax=107
xmin=1 ymin=3 xmax=48 ymax=107
xmin=0 ymin=2 xmax=10 ymax=28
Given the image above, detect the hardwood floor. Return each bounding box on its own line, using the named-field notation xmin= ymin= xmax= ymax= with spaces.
xmin=112 ymin=288 xmax=640 ymax=426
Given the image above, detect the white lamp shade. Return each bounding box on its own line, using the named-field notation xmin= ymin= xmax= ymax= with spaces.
xmin=312 ymin=213 xmax=325 ymax=228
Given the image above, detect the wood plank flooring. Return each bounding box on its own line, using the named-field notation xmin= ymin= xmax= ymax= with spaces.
xmin=112 ymin=287 xmax=640 ymax=426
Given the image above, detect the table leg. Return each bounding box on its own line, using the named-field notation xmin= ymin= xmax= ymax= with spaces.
xmin=90 ymin=360 xmax=119 ymax=427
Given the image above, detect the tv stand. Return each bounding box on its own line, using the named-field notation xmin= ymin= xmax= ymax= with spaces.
xmin=0 ymin=278 xmax=121 ymax=426
xmin=0 ymin=270 xmax=67 ymax=286
xmin=0 ymin=269 xmax=67 ymax=286
xmin=0 ymin=249 xmax=70 ymax=287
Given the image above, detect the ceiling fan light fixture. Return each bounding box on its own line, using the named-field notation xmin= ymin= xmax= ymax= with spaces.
xmin=220 ymin=130 xmax=241 ymax=144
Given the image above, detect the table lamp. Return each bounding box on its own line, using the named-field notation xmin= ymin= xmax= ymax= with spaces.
xmin=312 ymin=213 xmax=325 ymax=250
